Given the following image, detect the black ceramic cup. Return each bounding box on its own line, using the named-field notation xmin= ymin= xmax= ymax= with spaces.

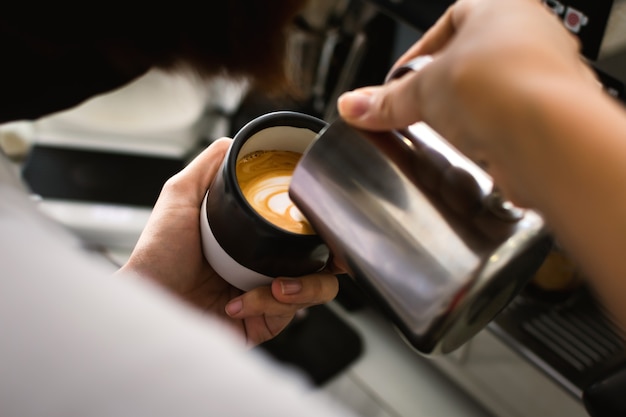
xmin=200 ymin=111 xmax=330 ymax=291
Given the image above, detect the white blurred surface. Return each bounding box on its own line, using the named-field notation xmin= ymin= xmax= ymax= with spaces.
xmin=32 ymin=69 xmax=212 ymax=157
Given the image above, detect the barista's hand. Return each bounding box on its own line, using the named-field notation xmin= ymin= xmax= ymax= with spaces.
xmin=337 ymin=0 xmax=598 ymax=205
xmin=118 ymin=138 xmax=339 ymax=347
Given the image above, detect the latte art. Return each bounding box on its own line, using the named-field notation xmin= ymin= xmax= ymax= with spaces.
xmin=236 ymin=150 xmax=314 ymax=234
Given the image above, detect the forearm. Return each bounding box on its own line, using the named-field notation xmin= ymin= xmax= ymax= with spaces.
xmin=486 ymin=74 xmax=626 ymax=325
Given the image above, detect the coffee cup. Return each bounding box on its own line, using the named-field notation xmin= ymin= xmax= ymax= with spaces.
xmin=200 ymin=111 xmax=330 ymax=291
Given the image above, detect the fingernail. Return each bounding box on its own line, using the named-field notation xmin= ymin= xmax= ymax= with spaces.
xmin=338 ymin=91 xmax=371 ymax=119
xmin=225 ymin=299 xmax=243 ymax=316
xmin=280 ymin=279 xmax=302 ymax=295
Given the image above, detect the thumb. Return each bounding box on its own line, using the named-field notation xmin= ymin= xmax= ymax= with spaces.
xmin=159 ymin=137 xmax=232 ymax=207
xmin=180 ymin=137 xmax=232 ymax=192
xmin=337 ymin=76 xmax=424 ymax=131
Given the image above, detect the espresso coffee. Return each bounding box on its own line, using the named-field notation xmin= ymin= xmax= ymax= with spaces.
xmin=236 ymin=150 xmax=314 ymax=235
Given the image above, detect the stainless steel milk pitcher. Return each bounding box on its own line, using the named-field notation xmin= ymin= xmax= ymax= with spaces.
xmin=288 ymin=57 xmax=552 ymax=355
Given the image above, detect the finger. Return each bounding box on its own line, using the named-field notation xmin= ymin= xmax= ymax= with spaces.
xmin=226 ymin=285 xmax=295 ymax=319
xmin=341 ymin=1 xmax=463 ymax=131
xmin=272 ymin=273 xmax=339 ymax=305
xmin=166 ymin=137 xmax=232 ymax=200
xmin=243 ymin=314 xmax=292 ymax=347
xmin=392 ymin=4 xmax=457 ymax=71
xmin=225 ymin=273 xmax=338 ymax=318
xmin=337 ymin=71 xmax=425 ymax=131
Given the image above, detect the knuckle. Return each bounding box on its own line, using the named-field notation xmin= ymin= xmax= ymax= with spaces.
xmin=161 ymin=173 xmax=184 ymax=193
xmin=161 ymin=172 xmax=194 ymax=197
xmin=241 ymin=288 xmax=268 ymax=315
xmin=370 ymin=89 xmax=396 ymax=122
xmin=306 ymin=274 xmax=339 ymax=304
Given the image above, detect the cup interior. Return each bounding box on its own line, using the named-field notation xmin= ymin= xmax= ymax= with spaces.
xmin=237 ymin=125 xmax=317 ymax=159
xmin=232 ymin=124 xmax=320 ymax=235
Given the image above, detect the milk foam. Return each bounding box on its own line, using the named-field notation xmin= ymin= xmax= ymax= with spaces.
xmin=237 ymin=150 xmax=314 ymax=234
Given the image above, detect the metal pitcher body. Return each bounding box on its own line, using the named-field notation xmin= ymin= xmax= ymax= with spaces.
xmin=289 ymin=119 xmax=551 ymax=354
